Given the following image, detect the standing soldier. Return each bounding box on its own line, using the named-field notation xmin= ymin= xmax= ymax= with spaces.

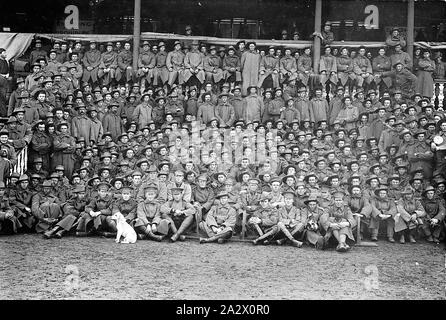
xmin=137 ymin=41 xmax=156 ymax=89
xmin=241 ymin=41 xmax=261 ymax=96
xmin=98 ymin=42 xmax=118 ymax=87
xmin=29 ymin=39 xmax=48 ymax=65
xmin=372 ymin=47 xmax=392 ymax=93
xmin=199 ymin=191 xmax=236 ymax=244
xmin=166 ymin=41 xmax=185 ymax=87
xmin=52 ymin=121 xmax=76 ymax=179
xmin=71 ymin=103 xmax=94 ymax=146
xmin=82 ymin=41 xmax=102 ymax=86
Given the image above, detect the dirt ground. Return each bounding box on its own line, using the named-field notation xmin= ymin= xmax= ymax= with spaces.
xmin=0 ymin=234 xmax=445 ymax=300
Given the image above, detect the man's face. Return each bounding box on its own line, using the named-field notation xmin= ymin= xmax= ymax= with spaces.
xmin=172 ymin=191 xmax=182 ymax=201
xmin=308 ymin=202 xmax=317 ymax=211
xmin=124 ymin=43 xmax=131 ymax=50
xmin=71 ymin=54 xmax=78 ymax=62
xmin=20 ymin=181 xmax=29 ymax=189
xmin=43 ymin=187 xmax=52 ymax=195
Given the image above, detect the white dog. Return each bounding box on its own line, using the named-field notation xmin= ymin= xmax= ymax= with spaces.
xmin=111 ymin=212 xmax=137 ymax=244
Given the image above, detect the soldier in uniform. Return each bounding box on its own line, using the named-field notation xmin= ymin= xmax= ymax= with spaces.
xmin=199 ymin=191 xmax=236 ymax=244
xmin=166 ymin=41 xmax=185 ymax=87
xmin=137 ymin=41 xmax=156 ymax=88
xmin=31 ymin=180 xmax=63 ymax=234
xmin=98 ymin=42 xmax=118 ymax=87
xmin=43 ymin=184 xmax=89 ymax=239
xmin=82 ymin=41 xmax=102 ymax=86
xmin=274 ymin=191 xmax=306 ymax=247
xmin=250 ymin=194 xmax=280 ymax=245
xmin=395 ymin=187 xmax=426 ymax=244
xmin=116 ymin=41 xmax=134 ymax=85
xmin=159 ymin=187 xmax=195 ymax=242
xmin=134 ymin=184 xmax=164 ymax=241
xmin=0 ymin=182 xmax=22 ymax=235
xmin=420 ymin=185 xmax=445 ymax=244
xmin=320 ymin=191 xmax=356 ymax=252
xmin=76 ymin=182 xmax=116 ymax=237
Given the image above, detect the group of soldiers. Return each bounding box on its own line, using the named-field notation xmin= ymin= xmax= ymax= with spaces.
xmin=0 ymin=28 xmax=445 ymax=252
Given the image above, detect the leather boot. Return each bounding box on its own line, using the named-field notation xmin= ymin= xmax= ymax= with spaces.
xmin=399 ymin=234 xmax=405 ymax=244
xmin=145 ymin=229 xmax=164 ymax=242
xmin=54 ymin=229 xmax=65 ymax=239
xmin=409 ymin=231 xmax=416 ymax=243
xmin=291 ymin=239 xmax=303 ymax=248
xmin=43 ymin=226 xmax=59 ymax=239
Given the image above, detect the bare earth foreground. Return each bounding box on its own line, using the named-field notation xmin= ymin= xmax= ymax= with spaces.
xmin=0 ymin=234 xmax=445 ymax=300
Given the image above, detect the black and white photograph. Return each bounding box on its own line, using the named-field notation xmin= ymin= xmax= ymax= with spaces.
xmin=0 ymin=0 xmax=445 ymax=303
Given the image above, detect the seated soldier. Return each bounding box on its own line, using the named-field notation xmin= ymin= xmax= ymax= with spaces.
xmin=275 ymin=191 xmax=305 ymax=247
xmin=199 ymin=191 xmax=236 ymax=244
xmin=301 ymin=194 xmax=326 ymax=249
xmin=31 ymin=180 xmax=63 ymax=234
xmin=43 ymin=185 xmax=89 ymax=239
xmin=9 ymin=174 xmax=35 ymax=232
xmin=192 ymin=174 xmax=215 ymax=228
xmin=250 ymin=194 xmax=280 ymax=245
xmin=346 ymin=185 xmax=374 ymax=240
xmin=134 ymin=184 xmax=164 ymax=241
xmin=239 ymin=177 xmax=262 ymax=237
xmin=160 ymin=187 xmax=195 ymax=242
xmin=0 ymin=182 xmax=22 ymax=235
xmin=395 ymin=187 xmax=426 ymax=244
xmin=420 ymin=186 xmax=445 ymax=244
xmin=76 ymin=182 xmax=116 ymax=237
xmin=112 ymin=186 xmax=137 ymax=227
xmin=320 ymin=191 xmax=356 ymax=252
xmin=370 ymin=186 xmax=398 ymax=243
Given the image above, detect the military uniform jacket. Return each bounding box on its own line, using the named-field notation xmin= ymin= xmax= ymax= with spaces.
xmin=100 ymin=51 xmax=118 ymax=69
xmin=85 ymin=195 xmax=113 ymax=216
xmin=192 ymin=186 xmax=215 ymax=211
xmin=253 ymin=206 xmax=279 ymax=228
xmin=278 ymin=205 xmax=306 ymax=229
xmin=160 ymin=200 xmax=195 ymax=218
xmin=136 ymin=199 xmax=162 ymax=225
xmin=112 ymin=198 xmax=138 ymax=221
xmin=421 ymin=198 xmax=446 ymax=221
xmin=166 ymin=50 xmax=185 ymax=70
xmin=117 ymin=49 xmax=133 ymax=70
xmin=205 ymin=204 xmax=237 ymax=230
xmin=138 ymin=51 xmax=156 ymax=68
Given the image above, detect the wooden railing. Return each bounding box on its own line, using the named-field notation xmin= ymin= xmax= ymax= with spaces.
xmin=433 ymin=79 xmax=446 ymax=109
xmin=11 ymin=146 xmax=27 ymax=176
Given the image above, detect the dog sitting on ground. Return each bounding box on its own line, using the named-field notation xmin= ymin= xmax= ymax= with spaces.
xmin=111 ymin=212 xmax=137 ymax=244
